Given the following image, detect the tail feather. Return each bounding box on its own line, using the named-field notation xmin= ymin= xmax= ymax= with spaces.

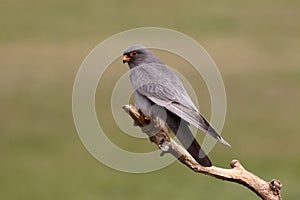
xmin=168 ymin=118 xmax=212 ymax=167
xmin=186 ymin=139 xmax=212 ymax=167
xmin=166 ymin=110 xmax=212 ymax=167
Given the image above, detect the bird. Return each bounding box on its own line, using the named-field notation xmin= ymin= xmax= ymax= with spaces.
xmin=123 ymin=44 xmax=230 ymax=167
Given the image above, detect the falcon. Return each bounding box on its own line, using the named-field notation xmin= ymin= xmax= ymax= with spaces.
xmin=123 ymin=44 xmax=230 ymax=167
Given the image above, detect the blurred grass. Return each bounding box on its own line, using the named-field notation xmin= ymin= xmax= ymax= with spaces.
xmin=1 ymin=0 xmax=300 ymax=199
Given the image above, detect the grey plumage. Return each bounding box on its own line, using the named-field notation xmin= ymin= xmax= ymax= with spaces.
xmin=123 ymin=44 xmax=230 ymax=167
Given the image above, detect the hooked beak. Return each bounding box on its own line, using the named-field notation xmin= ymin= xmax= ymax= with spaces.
xmin=123 ymin=55 xmax=131 ymax=64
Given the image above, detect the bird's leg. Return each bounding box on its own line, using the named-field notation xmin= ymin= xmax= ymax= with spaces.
xmin=123 ymin=105 xmax=171 ymax=153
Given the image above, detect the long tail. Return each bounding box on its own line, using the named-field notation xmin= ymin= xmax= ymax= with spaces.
xmin=167 ymin=112 xmax=212 ymax=167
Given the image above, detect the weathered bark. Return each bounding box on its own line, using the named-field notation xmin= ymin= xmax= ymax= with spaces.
xmin=123 ymin=104 xmax=282 ymax=200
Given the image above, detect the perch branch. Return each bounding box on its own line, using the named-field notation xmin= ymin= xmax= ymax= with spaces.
xmin=122 ymin=104 xmax=282 ymax=200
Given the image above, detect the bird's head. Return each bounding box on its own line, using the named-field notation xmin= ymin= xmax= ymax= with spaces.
xmin=122 ymin=44 xmax=163 ymax=68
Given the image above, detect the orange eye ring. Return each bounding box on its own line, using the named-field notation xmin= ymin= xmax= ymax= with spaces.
xmin=130 ymin=52 xmax=138 ymax=57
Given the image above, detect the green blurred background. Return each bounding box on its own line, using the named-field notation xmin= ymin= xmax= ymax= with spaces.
xmin=1 ymin=0 xmax=299 ymax=199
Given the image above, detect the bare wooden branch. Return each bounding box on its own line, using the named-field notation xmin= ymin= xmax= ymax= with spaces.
xmin=122 ymin=104 xmax=282 ymax=200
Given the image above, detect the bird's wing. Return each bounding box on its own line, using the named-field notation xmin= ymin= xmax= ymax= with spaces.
xmin=131 ymin=64 xmax=230 ymax=147
xmin=147 ymin=96 xmax=230 ymax=147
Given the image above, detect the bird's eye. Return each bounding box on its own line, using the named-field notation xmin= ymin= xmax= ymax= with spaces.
xmin=130 ymin=52 xmax=138 ymax=57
